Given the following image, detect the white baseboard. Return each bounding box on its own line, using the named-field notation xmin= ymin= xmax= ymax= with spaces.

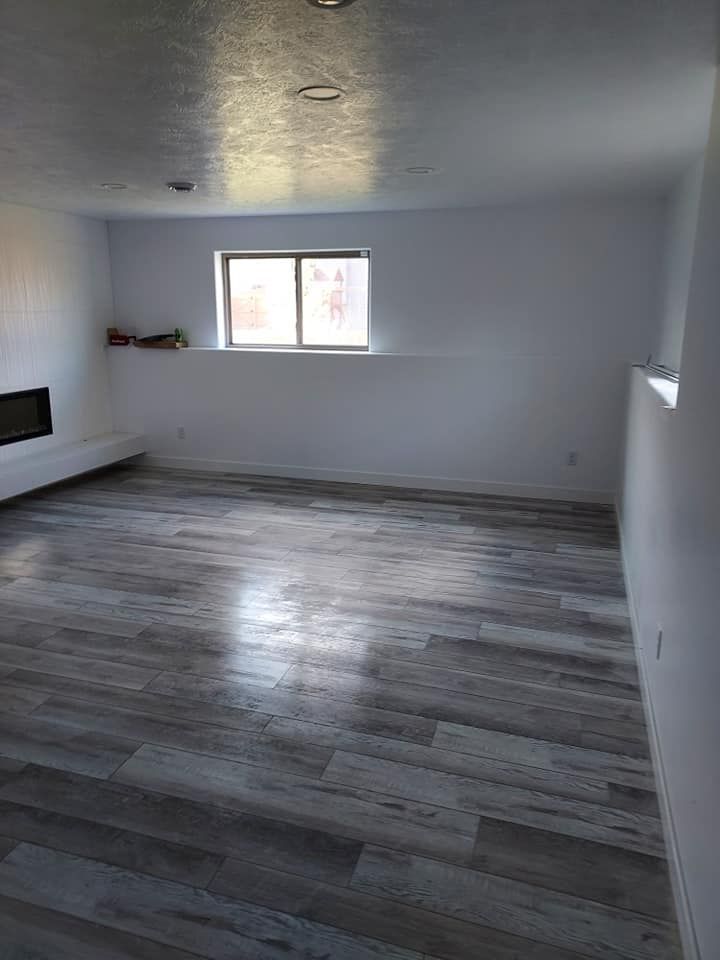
xmin=140 ymin=454 xmax=614 ymax=503
xmin=616 ymin=503 xmax=699 ymax=960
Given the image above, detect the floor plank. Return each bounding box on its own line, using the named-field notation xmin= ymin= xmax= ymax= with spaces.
xmin=0 ymin=617 xmax=61 ymax=647
xmin=0 ymin=681 xmax=49 ymax=716
xmin=0 ymin=844 xmax=422 ymax=960
xmin=0 ymin=599 xmax=146 ymax=638
xmin=0 ymin=764 xmax=363 ymax=886
xmin=323 ymin=751 xmax=664 ymax=856
xmin=0 ymin=836 xmax=17 ymax=861
xmin=413 ymin=632 xmax=641 ymax=686
xmin=0 ymin=712 xmax=139 ymax=777
xmin=2 ymin=669 xmax=273 ymax=733
xmin=32 ymin=696 xmax=333 ymax=778
xmin=113 ymin=743 xmax=479 ymax=864
xmin=265 ymin=716 xmax=658 ymax=813
xmin=278 ymin=661 xmax=645 ymax=724
xmin=374 ymin=656 xmax=643 ymax=711
xmin=146 ymin=671 xmax=439 ymax=744
xmin=210 ymin=857 xmax=592 ymax=960
xmin=276 ymin=663 xmax=648 ymax=754
xmin=0 ymin=894 xmax=206 ymax=960
xmin=470 ymin=817 xmax=674 ymax=917
xmin=351 ymin=845 xmax=680 ymax=960
xmin=433 ymin=721 xmax=654 ymax=789
xmin=0 ymin=640 xmax=159 ymax=690
xmin=0 ymin=798 xmax=222 ymax=886
xmin=39 ymin=626 xmax=291 ymax=687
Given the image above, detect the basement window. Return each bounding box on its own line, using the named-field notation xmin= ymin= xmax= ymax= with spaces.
xmin=221 ymin=251 xmax=370 ymax=350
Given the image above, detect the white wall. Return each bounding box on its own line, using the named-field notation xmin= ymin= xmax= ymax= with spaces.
xmin=108 ymin=201 xmax=663 ymax=498
xmin=654 ymin=158 xmax=705 ymax=371
xmin=0 ymin=202 xmax=114 ymax=464
xmin=620 ymin=74 xmax=720 ymax=960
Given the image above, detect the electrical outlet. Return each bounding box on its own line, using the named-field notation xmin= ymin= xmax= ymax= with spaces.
xmin=656 ymin=628 xmax=663 ymax=660
xmin=177 ymin=426 xmax=186 ymax=440
xmin=567 ymin=450 xmax=579 ymax=467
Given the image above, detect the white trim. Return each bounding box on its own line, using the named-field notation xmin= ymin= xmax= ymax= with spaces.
xmin=616 ymin=502 xmax=700 ymax=960
xmin=0 ymin=433 xmax=145 ymax=502
xmin=215 ymin=248 xmax=372 ymax=352
xmin=140 ymin=454 xmax=614 ymax=503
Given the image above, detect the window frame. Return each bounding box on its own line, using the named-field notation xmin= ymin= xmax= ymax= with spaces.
xmin=221 ymin=250 xmax=370 ymax=352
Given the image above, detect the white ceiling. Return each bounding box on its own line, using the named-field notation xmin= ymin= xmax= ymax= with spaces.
xmin=0 ymin=0 xmax=717 ymax=218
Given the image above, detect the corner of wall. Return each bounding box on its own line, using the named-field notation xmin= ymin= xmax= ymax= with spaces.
xmin=615 ymin=369 xmax=701 ymax=960
xmin=616 ymin=502 xmax=700 ymax=960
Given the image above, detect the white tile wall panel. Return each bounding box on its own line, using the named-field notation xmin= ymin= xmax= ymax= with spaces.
xmin=0 ymin=202 xmax=113 ymax=464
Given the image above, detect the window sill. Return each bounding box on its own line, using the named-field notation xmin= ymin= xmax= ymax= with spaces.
xmin=106 ymin=345 xmax=374 ymax=355
xmin=223 ymin=346 xmax=369 ymax=355
xmin=644 ymin=371 xmax=679 ymax=410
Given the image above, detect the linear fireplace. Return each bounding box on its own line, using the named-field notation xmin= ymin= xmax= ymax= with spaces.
xmin=0 ymin=387 xmax=53 ymax=447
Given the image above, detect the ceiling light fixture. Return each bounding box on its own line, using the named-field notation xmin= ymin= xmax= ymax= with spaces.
xmin=100 ymin=182 xmax=127 ymax=190
xmin=404 ymin=166 xmax=437 ymax=175
xmin=306 ymin=0 xmax=358 ymax=8
xmin=166 ymin=181 xmax=198 ymax=192
xmin=298 ymin=85 xmax=343 ymax=102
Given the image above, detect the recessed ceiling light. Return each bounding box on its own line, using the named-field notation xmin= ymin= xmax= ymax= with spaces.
xmin=100 ymin=182 xmax=127 ymax=190
xmin=166 ymin=181 xmax=198 ymax=192
xmin=404 ymin=167 xmax=437 ymax=175
xmin=306 ymin=0 xmax=358 ymax=8
xmin=298 ymin=85 xmax=343 ymax=102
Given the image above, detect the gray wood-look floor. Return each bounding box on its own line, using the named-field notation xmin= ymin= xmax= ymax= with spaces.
xmin=0 ymin=465 xmax=680 ymax=960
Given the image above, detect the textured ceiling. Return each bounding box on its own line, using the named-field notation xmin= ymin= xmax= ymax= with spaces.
xmin=0 ymin=0 xmax=717 ymax=218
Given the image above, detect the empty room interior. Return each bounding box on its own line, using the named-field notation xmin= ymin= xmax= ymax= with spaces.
xmin=1 ymin=1 xmax=720 ymax=958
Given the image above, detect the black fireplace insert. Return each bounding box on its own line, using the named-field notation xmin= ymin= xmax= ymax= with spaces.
xmin=0 ymin=387 xmax=53 ymax=447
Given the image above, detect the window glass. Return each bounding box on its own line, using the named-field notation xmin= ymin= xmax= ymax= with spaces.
xmin=300 ymin=257 xmax=369 ymax=347
xmin=227 ymin=257 xmax=297 ymax=346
